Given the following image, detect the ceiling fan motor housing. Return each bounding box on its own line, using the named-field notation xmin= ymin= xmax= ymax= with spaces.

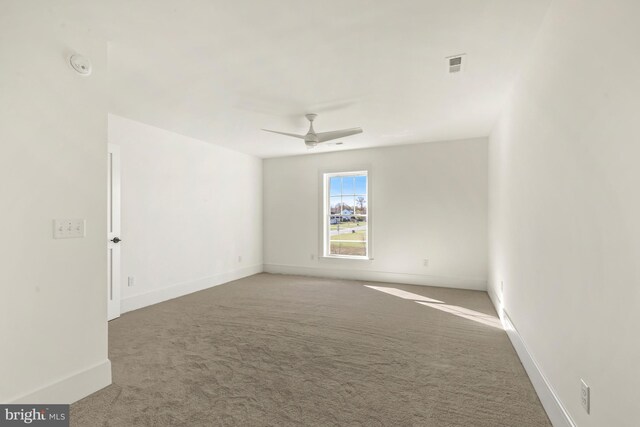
xmin=305 ymin=133 xmax=319 ymax=146
xmin=262 ymin=113 xmax=362 ymax=149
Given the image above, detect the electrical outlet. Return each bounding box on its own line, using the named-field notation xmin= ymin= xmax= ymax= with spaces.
xmin=238 ymin=255 xmax=242 ymax=263
xmin=128 ymin=276 xmax=135 ymax=287
xmin=310 ymin=254 xmax=315 ymax=260
xmin=423 ymin=259 xmax=429 ymax=267
xmin=581 ymin=379 xmax=590 ymax=414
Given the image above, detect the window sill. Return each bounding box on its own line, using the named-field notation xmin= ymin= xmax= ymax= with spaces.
xmin=320 ymin=255 xmax=373 ymax=261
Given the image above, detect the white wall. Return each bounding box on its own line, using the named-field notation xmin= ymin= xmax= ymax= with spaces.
xmin=264 ymin=139 xmax=488 ymax=290
xmin=488 ymin=0 xmax=640 ymax=425
xmin=108 ymin=115 xmax=263 ymax=312
xmin=0 ymin=2 xmax=111 ymax=403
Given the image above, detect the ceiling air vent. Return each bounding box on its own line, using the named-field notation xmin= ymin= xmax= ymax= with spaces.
xmin=447 ymin=54 xmax=465 ymax=73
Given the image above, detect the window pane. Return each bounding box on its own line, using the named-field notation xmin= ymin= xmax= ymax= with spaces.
xmin=330 ymin=196 xmax=342 ymax=214
xmin=329 ymin=242 xmax=341 ymax=255
xmin=354 ymin=197 xmax=367 ymax=214
xmin=355 ymin=175 xmax=367 ymax=195
xmin=329 ymin=176 xmax=342 ymax=196
xmin=342 ymin=176 xmax=355 ymax=194
xmin=330 ymin=216 xmax=350 ymax=232
xmin=333 ymin=229 xmax=366 ymax=242
xmin=340 ymin=196 xmax=355 ymax=217
xmin=339 ymin=242 xmax=366 ymax=257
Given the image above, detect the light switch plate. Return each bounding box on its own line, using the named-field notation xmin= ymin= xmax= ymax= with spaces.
xmin=53 ymin=219 xmax=86 ymax=239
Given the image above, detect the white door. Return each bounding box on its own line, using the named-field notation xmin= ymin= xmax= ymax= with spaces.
xmin=107 ymin=144 xmax=121 ymax=320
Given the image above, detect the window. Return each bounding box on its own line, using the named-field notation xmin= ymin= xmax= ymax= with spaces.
xmin=323 ymin=171 xmax=369 ymax=258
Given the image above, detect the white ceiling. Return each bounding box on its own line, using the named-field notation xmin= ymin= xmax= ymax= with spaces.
xmin=103 ymin=0 xmax=551 ymax=158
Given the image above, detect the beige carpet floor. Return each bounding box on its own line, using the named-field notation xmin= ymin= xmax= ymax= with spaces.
xmin=71 ymin=273 xmax=551 ymax=426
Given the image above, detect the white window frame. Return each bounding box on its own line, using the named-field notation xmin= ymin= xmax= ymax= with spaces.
xmin=321 ymin=170 xmax=371 ymax=260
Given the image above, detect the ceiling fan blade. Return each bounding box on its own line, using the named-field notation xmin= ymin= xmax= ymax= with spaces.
xmin=316 ymin=127 xmax=363 ymax=143
xmin=262 ymin=129 xmax=306 ymax=139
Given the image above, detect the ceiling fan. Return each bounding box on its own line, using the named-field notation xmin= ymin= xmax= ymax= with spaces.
xmin=262 ymin=113 xmax=363 ymax=149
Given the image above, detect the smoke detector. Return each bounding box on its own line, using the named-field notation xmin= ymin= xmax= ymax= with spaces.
xmin=69 ymin=54 xmax=92 ymax=76
xmin=447 ymin=54 xmax=466 ymax=73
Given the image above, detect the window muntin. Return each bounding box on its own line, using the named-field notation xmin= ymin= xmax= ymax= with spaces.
xmin=324 ymin=171 xmax=368 ymax=258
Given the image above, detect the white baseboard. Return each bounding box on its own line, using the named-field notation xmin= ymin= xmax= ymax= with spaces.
xmin=10 ymin=359 xmax=112 ymax=404
xmin=498 ymin=310 xmax=576 ymax=427
xmin=263 ymin=263 xmax=486 ymax=291
xmin=121 ymin=264 xmax=263 ymax=313
xmin=487 ymin=284 xmax=502 ymax=314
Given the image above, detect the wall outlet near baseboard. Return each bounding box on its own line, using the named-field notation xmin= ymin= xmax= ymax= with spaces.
xmin=581 ymin=379 xmax=590 ymax=414
xmin=128 ymin=276 xmax=135 ymax=287
xmin=423 ymin=259 xmax=429 ymax=267
xmin=238 ymin=255 xmax=242 ymax=263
